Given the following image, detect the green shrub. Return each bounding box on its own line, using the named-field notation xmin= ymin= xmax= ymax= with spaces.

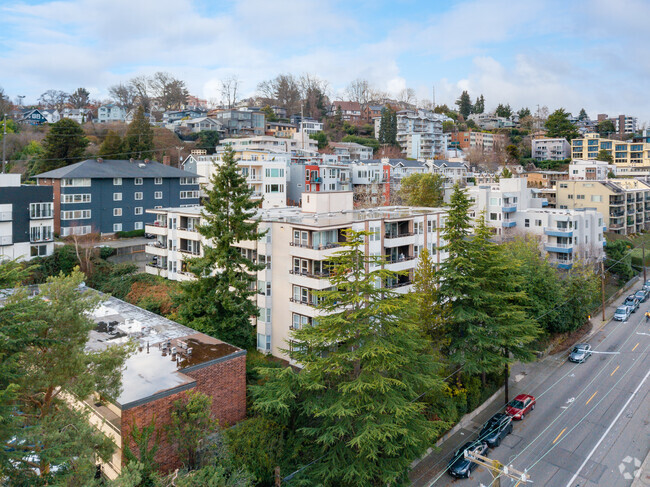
xmin=115 ymin=229 xmax=145 ymax=238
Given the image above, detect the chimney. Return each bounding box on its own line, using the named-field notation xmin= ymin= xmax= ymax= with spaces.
xmin=162 ymin=156 xmax=171 ymax=166
xmin=97 ymin=157 xmax=103 ymax=163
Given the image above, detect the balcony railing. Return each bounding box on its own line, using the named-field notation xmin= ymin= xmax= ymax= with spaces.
xmin=385 ymin=280 xmax=412 ymax=289
xmin=289 ymin=297 xmax=317 ymax=307
xmin=385 ymin=231 xmax=415 ymax=239
xmin=386 ymin=255 xmax=415 ymax=263
xmin=178 ymin=248 xmax=200 ymax=256
xmin=502 ymin=205 xmax=517 ymax=213
xmin=290 ymin=241 xmax=342 ymax=250
xmin=544 ymin=228 xmax=572 ymax=237
xmin=289 ymin=269 xmax=331 ymax=279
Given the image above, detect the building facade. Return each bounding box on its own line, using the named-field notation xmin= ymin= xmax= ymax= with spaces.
xmin=35 ymin=159 xmax=200 ymax=236
xmin=210 ymin=109 xmax=265 ymax=135
xmin=571 ymin=133 xmax=650 ymax=166
xmin=329 ymin=142 xmax=374 ymax=161
xmin=568 ymin=159 xmax=614 ymax=180
xmin=390 ymin=110 xmax=446 ymax=159
xmin=449 ymin=131 xmax=507 ymax=152
xmin=0 ymin=174 xmax=54 ymax=261
xmin=597 ymin=113 xmax=638 ymax=135
xmin=97 ymin=104 xmax=127 ymax=123
xmin=144 ymin=193 xmax=448 ymax=360
xmin=531 ymin=137 xmax=571 ymax=161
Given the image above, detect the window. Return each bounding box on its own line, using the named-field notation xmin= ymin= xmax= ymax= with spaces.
xmin=134 ymin=222 xmax=143 ymax=230
xmin=489 ymin=212 xmax=499 ymax=221
xmin=135 ymin=192 xmax=143 ymax=200
xmin=60 ymin=225 xmax=91 ymax=236
xmin=113 ymin=208 xmax=122 ymax=216
xmin=113 ymin=192 xmax=122 ymax=201
xmin=568 ymin=194 xmax=574 ymax=199
xmin=154 ymin=177 xmax=163 ymax=185
xmin=369 ymin=225 xmax=381 ymax=241
xmin=577 ymin=194 xmax=585 ymax=200
xmin=135 ymin=178 xmax=143 ymax=185
xmin=414 ymin=244 xmax=423 ymax=257
xmin=61 ymin=194 xmax=91 ymax=204
xmin=535 ymin=219 xmax=542 ymax=227
xmin=113 ymin=177 xmax=122 ymax=185
xmin=134 ymin=207 xmax=143 ymax=215
xmin=257 ymin=333 xmax=271 ymax=351
xmin=30 ymin=245 xmax=49 ymax=257
xmin=427 ymin=220 xmax=435 ymax=233
xmin=61 ymin=209 xmax=91 ymax=220
xmin=524 ymin=218 xmax=530 ymax=227
xmin=265 ymin=184 xmax=284 ymax=193
xmin=61 ymin=178 xmax=91 ymax=187
xmin=292 ymin=313 xmax=311 ymax=330
xmin=113 ymin=223 xmax=122 ymax=232
xmin=30 ymin=202 xmax=53 ymax=219
xmin=265 ymin=168 xmax=285 ymax=178
xmin=30 ymin=226 xmax=53 ymax=242
xmin=154 ymin=191 xmax=163 ymax=199
xmin=180 ymin=190 xmax=199 ymax=199
xmin=180 ymin=177 xmax=197 ymax=185
xmin=591 ymin=195 xmax=602 ymax=202
xmin=559 ymin=183 xmax=568 ymax=189
xmin=429 ymin=243 xmax=437 ymax=255
xmin=414 ymin=221 xmax=424 ymax=234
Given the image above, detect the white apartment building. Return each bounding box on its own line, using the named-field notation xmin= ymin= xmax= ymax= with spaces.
xmin=568 ymin=159 xmax=614 ymax=180
xmin=182 ymin=149 xmax=289 ymax=208
xmin=467 ymin=177 xmax=605 ymax=267
xmin=329 ymin=142 xmax=374 ymax=161
xmin=298 ymin=119 xmax=324 ymax=134
xmin=531 ymin=138 xmax=571 ymax=161
xmin=0 ymin=174 xmax=54 ymax=262
xmin=428 ymin=160 xmax=469 ymax=186
xmin=374 ymin=109 xmax=446 ymax=159
xmin=144 ymin=192 xmax=448 ymax=360
xmin=220 ymin=135 xmax=318 ymax=153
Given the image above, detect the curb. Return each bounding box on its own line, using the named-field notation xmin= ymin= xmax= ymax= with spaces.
xmin=410 ymin=385 xmax=505 ymax=469
xmin=631 ymin=449 xmax=650 ymax=486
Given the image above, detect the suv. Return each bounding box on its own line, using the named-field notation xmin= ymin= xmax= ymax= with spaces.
xmin=624 ymin=294 xmax=639 ymax=312
xmin=636 ymin=289 xmax=649 ymax=303
xmin=479 ymin=413 xmax=513 ymax=448
xmin=447 ymin=440 xmax=489 ymax=478
xmin=614 ymin=305 xmax=631 ymax=321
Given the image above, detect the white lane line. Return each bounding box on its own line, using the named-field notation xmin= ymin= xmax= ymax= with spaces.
xmin=565 ymin=366 xmax=650 ymax=487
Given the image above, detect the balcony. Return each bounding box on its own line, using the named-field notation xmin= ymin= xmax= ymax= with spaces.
xmin=544 ymin=228 xmax=572 ymax=237
xmin=0 ymin=211 xmax=12 ymax=222
xmin=502 ymin=205 xmax=517 ymax=213
xmin=0 ymin=235 xmax=12 ymax=246
xmin=551 ymin=261 xmax=573 ymax=270
xmin=609 ymin=197 xmax=625 ymax=206
xmin=145 ymin=263 xmax=168 ymax=278
xmin=610 ymin=209 xmax=624 ymax=218
xmin=545 ymin=243 xmax=573 ymax=253
xmin=502 ymin=221 xmax=516 ymax=228
xmin=289 ymin=297 xmax=317 ymax=307
xmin=385 ymin=279 xmax=412 ymax=289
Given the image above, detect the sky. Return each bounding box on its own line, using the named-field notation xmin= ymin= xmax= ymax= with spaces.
xmin=1 ymin=0 xmax=649 ymax=125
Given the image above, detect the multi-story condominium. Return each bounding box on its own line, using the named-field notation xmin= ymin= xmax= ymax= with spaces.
xmin=144 ymin=192 xmax=448 ymax=360
xmin=298 ymin=119 xmax=324 ymax=134
xmin=329 ymin=142 xmax=374 ymax=161
xmin=525 ymin=171 xmax=569 ymax=189
xmin=0 ymin=174 xmax=54 ymax=261
xmin=350 ymin=160 xmax=392 ymax=206
xmin=467 ymin=178 xmax=604 ymax=267
xmin=467 ymin=113 xmax=516 ymax=130
xmin=182 ymin=149 xmax=289 ymax=208
xmin=571 ymin=133 xmax=650 ymax=165
xmin=531 ymin=137 xmax=571 ymax=161
xmin=210 ymin=108 xmax=265 ymax=135
xmin=449 ymin=131 xmax=507 ymax=152
xmin=428 ymin=160 xmax=469 ymax=186
xmin=287 ymin=163 xmax=352 ymax=206
xmin=97 ymin=104 xmax=127 ymax=123
xmin=375 ymin=109 xmax=446 ymax=159
xmin=597 ymin=113 xmax=638 ymax=135
xmin=35 ymin=158 xmax=200 ymax=236
xmin=568 ymin=160 xmax=613 ymax=180
xmin=556 ymin=179 xmax=650 ymax=235
xmin=220 ymin=135 xmax=318 ymax=153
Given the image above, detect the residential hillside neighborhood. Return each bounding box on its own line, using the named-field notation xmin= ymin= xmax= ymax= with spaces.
xmin=0 ymin=3 xmax=649 ymax=486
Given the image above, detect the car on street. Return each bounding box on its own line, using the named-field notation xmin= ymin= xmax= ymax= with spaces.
xmin=479 ymin=413 xmax=513 ymax=448
xmin=569 ymin=343 xmax=593 ymax=363
xmin=614 ymin=305 xmax=631 ymax=321
xmin=447 ymin=440 xmax=489 ymax=478
xmin=636 ymin=289 xmax=649 ymax=303
xmin=505 ymin=394 xmax=536 ymax=420
xmin=624 ymin=294 xmax=639 ymax=312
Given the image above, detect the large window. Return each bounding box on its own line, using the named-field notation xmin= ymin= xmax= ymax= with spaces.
xmin=113 ymin=192 xmax=122 ymax=201
xmin=61 ymin=178 xmax=91 ymax=187
xmin=135 ymin=207 xmax=143 ymax=215
xmin=113 ymin=208 xmax=122 ymax=216
xmin=180 ymin=177 xmax=197 ymax=185
xmin=30 ymin=202 xmax=53 ymax=219
xmin=113 ymin=177 xmax=122 ymax=186
xmin=265 ymin=184 xmax=284 ymax=193
xmin=154 ymin=177 xmax=163 ymax=185
xmin=180 ymin=190 xmax=199 ymax=199
xmin=30 ymin=226 xmax=53 ymax=242
xmin=61 ymin=194 xmax=91 ymax=204
xmin=134 ymin=222 xmax=143 ymax=230
xmin=154 ymin=191 xmax=163 ymax=199
xmin=292 ymin=313 xmax=311 ymax=330
xmin=60 ymin=225 xmax=91 ymax=236
xmin=135 ymin=192 xmax=143 ymax=200
xmin=30 ymin=245 xmax=49 ymax=257
xmin=135 ymin=178 xmax=143 ymax=185
xmin=61 ymin=209 xmax=91 ymax=220
xmin=265 ymin=168 xmax=285 ymax=178
xmin=113 ymin=223 xmax=123 ymax=232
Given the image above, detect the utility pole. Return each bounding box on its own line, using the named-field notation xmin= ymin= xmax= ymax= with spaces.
xmin=465 ymin=450 xmax=531 ymax=487
xmin=643 ymin=241 xmax=647 ymax=282
xmin=601 ymin=260 xmax=606 ymax=321
xmin=274 ymin=466 xmax=282 ymax=486
xmin=175 ymin=146 xmax=184 ymax=167
xmin=2 ymin=115 xmax=6 ymax=174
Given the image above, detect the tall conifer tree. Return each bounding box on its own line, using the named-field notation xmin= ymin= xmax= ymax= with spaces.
xmin=123 ymin=106 xmax=154 ymax=160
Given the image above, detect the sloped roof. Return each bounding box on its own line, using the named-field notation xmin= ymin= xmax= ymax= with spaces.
xmin=34 ymin=159 xmax=199 ymax=179
xmin=332 ymin=101 xmax=361 ymax=112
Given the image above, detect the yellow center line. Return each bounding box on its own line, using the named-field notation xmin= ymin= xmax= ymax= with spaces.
xmin=586 ymin=391 xmax=598 ymax=405
xmin=611 ymin=365 xmax=620 ymax=376
xmin=632 ymin=342 xmax=640 ymax=352
xmin=553 ymin=427 xmax=567 ymax=444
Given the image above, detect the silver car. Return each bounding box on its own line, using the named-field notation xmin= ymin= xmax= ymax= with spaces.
xmin=614 ymin=305 xmax=631 ymax=321
xmin=569 ymin=343 xmax=592 ymax=363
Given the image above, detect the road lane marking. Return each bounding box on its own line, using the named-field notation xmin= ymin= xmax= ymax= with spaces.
xmin=565 ymin=366 xmax=650 ymax=487
xmin=611 ymin=365 xmax=620 ymax=376
xmin=553 ymin=428 xmax=567 ymax=444
xmin=586 ymin=391 xmax=598 ymax=405
xmin=632 ymin=342 xmax=639 ymax=351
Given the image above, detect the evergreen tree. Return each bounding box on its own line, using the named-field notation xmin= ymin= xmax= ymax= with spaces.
xmin=472 ymin=95 xmax=485 ymax=114
xmin=123 ymin=106 xmax=154 ymax=160
xmin=596 ymin=149 xmax=613 ymax=163
xmin=578 ymin=108 xmax=588 ymax=121
xmin=518 ymin=107 xmax=531 ymax=119
xmin=544 ymin=108 xmax=579 ymax=141
xmin=35 ymin=118 xmax=89 ymax=173
xmin=495 ymin=103 xmax=512 ymax=118
xmin=177 ymin=147 xmax=265 ymax=349
xmin=378 ymin=105 xmax=398 ymax=146
xmin=98 ymin=130 xmax=123 ymax=158
xmin=252 ymin=230 xmax=445 ymax=486
xmin=454 ymin=90 xmax=472 ymax=119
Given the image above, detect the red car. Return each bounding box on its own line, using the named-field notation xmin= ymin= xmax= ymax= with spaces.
xmin=505 ymin=394 xmax=536 ymax=420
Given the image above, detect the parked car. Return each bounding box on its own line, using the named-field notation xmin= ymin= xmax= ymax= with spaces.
xmin=505 ymin=394 xmax=536 ymax=420
xmin=569 ymin=343 xmax=593 ymax=363
xmin=645 ymin=279 xmax=650 ymax=288
xmin=448 ymin=440 xmax=489 ymax=478
xmin=636 ymin=289 xmax=649 ymax=303
xmin=624 ymin=294 xmax=639 ymax=312
xmin=479 ymin=413 xmax=513 ymax=448
xmin=614 ymin=305 xmax=631 ymax=321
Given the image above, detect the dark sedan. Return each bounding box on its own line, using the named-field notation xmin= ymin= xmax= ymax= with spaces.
xmin=569 ymin=343 xmax=592 ymax=363
xmin=448 ymin=440 xmax=489 ymax=478
xmin=624 ymin=294 xmax=639 ymax=312
xmin=635 ymin=289 xmax=649 ymax=303
xmin=479 ymin=413 xmax=513 ymax=448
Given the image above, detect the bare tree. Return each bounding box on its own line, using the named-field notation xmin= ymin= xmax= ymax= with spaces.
xmin=38 ymin=90 xmax=69 ymax=111
xmin=397 ymin=88 xmax=417 ymax=108
xmin=108 ymin=83 xmax=136 ymax=109
xmin=299 ymin=73 xmax=330 ymax=120
xmin=219 ymin=75 xmax=240 ymax=109
xmin=129 ymin=75 xmax=152 ymax=112
xmin=68 ymin=88 xmax=90 ymax=109
xmin=0 ymin=86 xmax=12 ymax=117
xmin=257 ymin=74 xmax=302 ymax=115
xmin=149 ymin=72 xmax=188 ymax=111
xmin=345 ymin=79 xmax=374 ymax=112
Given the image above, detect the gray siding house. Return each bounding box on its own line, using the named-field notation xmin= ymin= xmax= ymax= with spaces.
xmin=35 ymin=158 xmax=200 ymax=236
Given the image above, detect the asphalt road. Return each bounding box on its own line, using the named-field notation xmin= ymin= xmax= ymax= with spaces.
xmin=411 ymin=297 xmax=650 ymax=487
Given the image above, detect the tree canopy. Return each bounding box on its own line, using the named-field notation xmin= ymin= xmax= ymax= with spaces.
xmin=455 ymin=91 xmax=472 ymax=119
xmin=544 ymin=108 xmax=579 ymax=141
xmin=34 ymin=118 xmax=89 ymax=174
xmin=123 ymin=106 xmax=154 ymax=160
xmin=399 ymin=172 xmax=445 ymax=207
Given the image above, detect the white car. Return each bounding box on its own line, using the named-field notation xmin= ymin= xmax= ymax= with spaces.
xmin=614 ymin=305 xmax=631 ymax=321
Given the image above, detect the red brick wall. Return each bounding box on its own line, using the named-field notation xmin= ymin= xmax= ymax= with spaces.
xmin=120 ymin=353 xmax=246 ymax=473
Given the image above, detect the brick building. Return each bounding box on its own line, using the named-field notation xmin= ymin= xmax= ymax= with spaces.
xmin=80 ymin=291 xmax=246 ymax=479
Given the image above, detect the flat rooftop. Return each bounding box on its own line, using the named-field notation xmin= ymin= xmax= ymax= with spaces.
xmin=83 ymin=289 xmax=242 ymax=409
xmin=147 ymin=205 xmax=447 ymax=228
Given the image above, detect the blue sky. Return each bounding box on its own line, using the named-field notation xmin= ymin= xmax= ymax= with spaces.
xmin=1 ymin=0 xmax=649 ymax=125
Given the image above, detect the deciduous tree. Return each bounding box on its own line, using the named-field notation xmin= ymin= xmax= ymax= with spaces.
xmin=596 ymin=149 xmax=613 ymax=162
xmin=69 ymin=87 xmax=90 ymax=109
xmin=399 ymin=172 xmax=445 ymax=207
xmin=38 ymin=89 xmax=69 ymax=111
